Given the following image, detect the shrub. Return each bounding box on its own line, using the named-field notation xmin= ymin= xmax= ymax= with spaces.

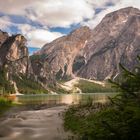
xmin=0 ymin=97 xmax=12 ymax=115
xmin=13 ymin=75 xmax=48 ymax=94
xmin=75 ymin=80 xmax=117 ymax=93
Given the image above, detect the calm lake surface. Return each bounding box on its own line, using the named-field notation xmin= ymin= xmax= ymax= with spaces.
xmin=16 ymin=93 xmax=117 ymax=105
xmin=1 ymin=93 xmax=117 ymax=140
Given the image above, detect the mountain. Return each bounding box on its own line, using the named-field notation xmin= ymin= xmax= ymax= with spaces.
xmin=35 ymin=26 xmax=91 ymax=80
xmin=35 ymin=7 xmax=140 ymax=81
xmin=0 ymin=7 xmax=140 ymax=94
xmin=0 ymin=32 xmax=31 ymax=76
xmin=0 ymin=31 xmax=48 ymax=94
xmin=78 ymin=7 xmax=140 ymax=80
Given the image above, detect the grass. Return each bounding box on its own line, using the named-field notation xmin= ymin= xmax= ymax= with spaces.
xmin=64 ymin=100 xmax=140 ymax=140
xmin=75 ymin=80 xmax=117 ymax=93
xmin=48 ymin=84 xmax=70 ymax=94
xmin=0 ymin=69 xmax=15 ymax=94
xmin=64 ymin=58 xmax=140 ymax=140
xmin=13 ymin=75 xmax=48 ymax=94
xmin=0 ymin=97 xmax=13 ymax=116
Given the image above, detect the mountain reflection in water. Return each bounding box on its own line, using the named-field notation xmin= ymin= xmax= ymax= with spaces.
xmin=16 ymin=93 xmax=116 ymax=105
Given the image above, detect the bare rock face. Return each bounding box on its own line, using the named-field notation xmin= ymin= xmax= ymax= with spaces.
xmin=0 ymin=34 xmax=32 ymax=80
xmin=0 ymin=31 xmax=56 ymax=91
xmin=36 ymin=26 xmax=91 ymax=80
xmin=78 ymin=7 xmax=140 ymax=80
xmin=37 ymin=7 xmax=140 ymax=81
xmin=30 ymin=55 xmax=56 ymax=88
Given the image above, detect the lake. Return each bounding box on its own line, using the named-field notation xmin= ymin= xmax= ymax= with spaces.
xmin=16 ymin=93 xmax=116 ymax=105
xmin=1 ymin=93 xmax=117 ymax=140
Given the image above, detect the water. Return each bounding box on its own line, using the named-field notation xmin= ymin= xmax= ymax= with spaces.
xmin=16 ymin=93 xmax=116 ymax=105
xmin=1 ymin=93 xmax=117 ymax=140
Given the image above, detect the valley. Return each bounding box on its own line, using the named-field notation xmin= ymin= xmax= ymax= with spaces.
xmin=0 ymin=6 xmax=140 ymax=140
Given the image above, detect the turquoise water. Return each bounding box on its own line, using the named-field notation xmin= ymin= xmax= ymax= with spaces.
xmin=17 ymin=93 xmax=116 ymax=105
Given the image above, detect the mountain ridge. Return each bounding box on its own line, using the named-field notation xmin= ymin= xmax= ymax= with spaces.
xmin=0 ymin=7 xmax=140 ymax=93
xmin=35 ymin=7 xmax=140 ymax=81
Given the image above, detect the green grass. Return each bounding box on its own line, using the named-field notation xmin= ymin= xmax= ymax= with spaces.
xmin=48 ymin=84 xmax=70 ymax=94
xmin=0 ymin=97 xmax=12 ymax=116
xmin=0 ymin=69 xmax=15 ymax=94
xmin=75 ymin=80 xmax=117 ymax=93
xmin=64 ymin=101 xmax=140 ymax=140
xmin=64 ymin=58 xmax=140 ymax=140
xmin=13 ymin=75 xmax=48 ymax=94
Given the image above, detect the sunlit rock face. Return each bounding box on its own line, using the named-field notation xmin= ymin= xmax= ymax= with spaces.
xmin=0 ymin=34 xmax=32 ymax=77
xmin=35 ymin=26 xmax=91 ymax=80
xmin=36 ymin=7 xmax=140 ymax=81
xmin=30 ymin=56 xmax=56 ymax=88
xmin=78 ymin=7 xmax=140 ymax=80
xmin=0 ymin=31 xmax=55 ymax=90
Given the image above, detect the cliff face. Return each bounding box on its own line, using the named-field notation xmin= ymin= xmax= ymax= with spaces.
xmin=1 ymin=7 xmax=140 ymax=93
xmin=36 ymin=26 xmax=91 ymax=80
xmin=0 ymin=34 xmax=31 ymax=78
xmin=78 ymin=7 xmax=140 ymax=80
xmin=36 ymin=7 xmax=140 ymax=81
xmin=0 ymin=33 xmax=49 ymax=93
xmin=30 ymin=55 xmax=56 ymax=88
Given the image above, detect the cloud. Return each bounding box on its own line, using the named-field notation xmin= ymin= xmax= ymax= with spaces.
xmin=0 ymin=0 xmax=96 ymax=48
xmin=0 ymin=0 xmax=140 ymax=48
xmin=0 ymin=16 xmax=13 ymax=31
xmin=16 ymin=24 xmax=64 ymax=47
xmin=0 ymin=0 xmax=95 ymax=28
xmin=30 ymin=0 xmax=95 ymax=28
xmin=0 ymin=16 xmax=64 ymax=48
xmin=83 ymin=0 xmax=140 ymax=28
xmin=26 ymin=29 xmax=64 ymax=48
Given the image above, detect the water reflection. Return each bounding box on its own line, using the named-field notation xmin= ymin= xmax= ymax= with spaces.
xmin=17 ymin=93 xmax=116 ymax=105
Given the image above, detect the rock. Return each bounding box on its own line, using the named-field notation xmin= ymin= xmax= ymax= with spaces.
xmin=36 ymin=7 xmax=140 ymax=81
xmin=1 ymin=7 xmax=140 ymax=90
xmin=35 ymin=26 xmax=91 ymax=80
xmin=30 ymin=55 xmax=56 ymax=88
xmin=0 ymin=33 xmax=48 ymax=92
xmin=78 ymin=7 xmax=140 ymax=80
xmin=0 ymin=34 xmax=31 ymax=76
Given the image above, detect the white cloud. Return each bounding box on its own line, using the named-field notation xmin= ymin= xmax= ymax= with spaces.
xmin=0 ymin=0 xmax=95 ymax=28
xmin=30 ymin=0 xmax=95 ymax=28
xmin=0 ymin=0 xmax=140 ymax=48
xmin=26 ymin=29 xmax=64 ymax=48
xmin=0 ymin=16 xmax=13 ymax=31
xmin=83 ymin=0 xmax=140 ymax=28
xmin=0 ymin=17 xmax=64 ymax=48
xmin=0 ymin=0 xmax=140 ymax=29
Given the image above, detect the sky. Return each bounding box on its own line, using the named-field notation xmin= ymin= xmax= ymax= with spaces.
xmin=0 ymin=0 xmax=140 ymax=53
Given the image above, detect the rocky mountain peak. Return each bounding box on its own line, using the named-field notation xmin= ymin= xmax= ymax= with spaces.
xmin=68 ymin=26 xmax=91 ymax=40
xmin=78 ymin=7 xmax=140 ymax=80
xmin=34 ymin=25 xmax=91 ymax=80
xmin=93 ymin=7 xmax=140 ymax=38
xmin=34 ymin=7 xmax=140 ymax=81
xmin=0 ymin=33 xmax=30 ymax=77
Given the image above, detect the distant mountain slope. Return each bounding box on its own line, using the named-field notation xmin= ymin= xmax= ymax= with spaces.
xmin=35 ymin=7 xmax=140 ymax=81
xmin=78 ymin=7 xmax=140 ymax=80
xmin=35 ymin=26 xmax=91 ymax=80
xmin=1 ymin=7 xmax=140 ymax=94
